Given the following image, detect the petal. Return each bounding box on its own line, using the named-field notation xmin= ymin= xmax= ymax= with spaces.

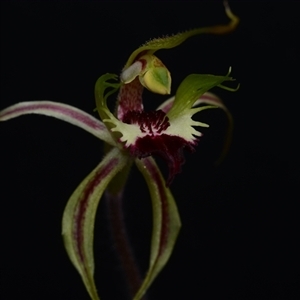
xmin=134 ymin=157 xmax=181 ymax=300
xmin=0 ymin=101 xmax=116 ymax=146
xmin=157 ymin=91 xmax=225 ymax=113
xmin=123 ymin=2 xmax=239 ymax=69
xmin=156 ymin=96 xmax=175 ymax=113
xmin=62 ymin=147 xmax=128 ymax=300
xmin=193 ymin=92 xmax=234 ymax=164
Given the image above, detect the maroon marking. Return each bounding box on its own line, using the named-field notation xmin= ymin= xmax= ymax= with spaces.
xmin=117 ymin=78 xmax=144 ymax=120
xmin=196 ymin=94 xmax=222 ymax=105
xmin=160 ymin=102 xmax=173 ymax=113
xmin=106 ymin=191 xmax=144 ymax=297
xmin=135 ymin=50 xmax=148 ymax=61
xmin=123 ymin=109 xmax=170 ymax=134
xmin=143 ymin=158 xmax=169 ymax=255
xmin=130 ymin=134 xmax=196 ymax=186
xmin=73 ymin=158 xmax=118 ymax=263
xmin=137 ymin=58 xmax=147 ymax=70
xmin=123 ymin=109 xmax=196 ymax=184
xmin=1 ymin=102 xmax=106 ymax=131
xmin=160 ymin=94 xmax=221 ymax=114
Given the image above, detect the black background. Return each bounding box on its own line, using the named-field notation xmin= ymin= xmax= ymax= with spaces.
xmin=1 ymin=1 xmax=299 ymax=300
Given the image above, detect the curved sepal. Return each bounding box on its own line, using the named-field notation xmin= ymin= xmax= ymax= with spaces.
xmin=193 ymin=92 xmax=234 ymax=164
xmin=124 ymin=1 xmax=239 ymax=69
xmin=0 ymin=101 xmax=116 ymax=146
xmin=134 ymin=157 xmax=181 ymax=300
xmin=157 ymin=92 xmax=223 ymax=114
xmin=62 ymin=148 xmax=128 ymax=300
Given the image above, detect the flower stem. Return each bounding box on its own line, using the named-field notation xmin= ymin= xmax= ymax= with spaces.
xmin=105 ymin=191 xmax=147 ymax=300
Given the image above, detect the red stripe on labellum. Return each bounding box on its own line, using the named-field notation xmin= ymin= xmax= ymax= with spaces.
xmin=73 ymin=158 xmax=118 ymax=262
xmin=2 ymin=102 xmax=106 ymax=131
xmin=143 ymin=158 xmax=169 ymax=255
xmin=123 ymin=109 xmax=170 ymax=134
xmin=131 ymin=134 xmax=195 ymax=186
xmin=123 ymin=109 xmax=197 ymax=184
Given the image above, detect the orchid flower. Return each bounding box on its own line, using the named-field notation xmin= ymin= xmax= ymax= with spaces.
xmin=0 ymin=3 xmax=239 ymax=300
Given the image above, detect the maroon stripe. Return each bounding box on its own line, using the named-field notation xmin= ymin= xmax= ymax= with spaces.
xmin=2 ymin=102 xmax=105 ymax=131
xmin=161 ymin=102 xmax=173 ymax=113
xmin=106 ymin=191 xmax=144 ymax=298
xmin=73 ymin=158 xmax=118 ymax=262
xmin=117 ymin=78 xmax=144 ymax=120
xmin=144 ymin=158 xmax=169 ymax=255
xmin=197 ymin=94 xmax=221 ymax=104
xmin=161 ymin=94 xmax=220 ymax=113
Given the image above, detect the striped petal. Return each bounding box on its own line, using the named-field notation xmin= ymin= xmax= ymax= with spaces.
xmin=157 ymin=92 xmax=223 ymax=113
xmin=0 ymin=101 xmax=116 ymax=146
xmin=62 ymin=147 xmax=128 ymax=300
xmin=193 ymin=92 xmax=234 ymax=164
xmin=134 ymin=157 xmax=181 ymax=300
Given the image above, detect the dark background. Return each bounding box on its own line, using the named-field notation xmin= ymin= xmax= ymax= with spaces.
xmin=1 ymin=1 xmax=299 ymax=300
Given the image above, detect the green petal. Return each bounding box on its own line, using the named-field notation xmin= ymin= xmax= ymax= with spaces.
xmin=124 ymin=2 xmax=239 ymax=69
xmin=62 ymin=148 xmax=128 ymax=300
xmin=134 ymin=157 xmax=181 ymax=300
xmin=167 ymin=69 xmax=239 ymax=120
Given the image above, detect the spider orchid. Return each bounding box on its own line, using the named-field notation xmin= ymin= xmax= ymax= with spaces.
xmin=0 ymin=3 xmax=239 ymax=300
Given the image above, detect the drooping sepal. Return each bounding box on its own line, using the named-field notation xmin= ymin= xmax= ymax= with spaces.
xmin=134 ymin=157 xmax=181 ymax=300
xmin=62 ymin=148 xmax=128 ymax=300
xmin=193 ymin=92 xmax=234 ymax=164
